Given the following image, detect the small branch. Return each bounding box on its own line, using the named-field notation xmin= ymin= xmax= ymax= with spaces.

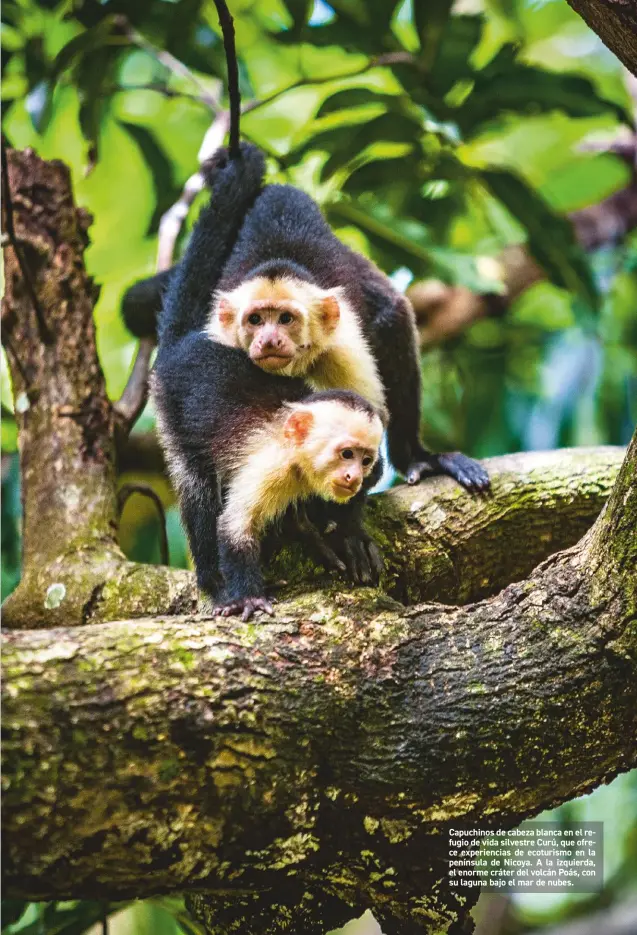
xmin=120 ymin=19 xmax=221 ymax=110
xmin=113 ymin=337 xmax=154 ymax=435
xmin=118 ymin=482 xmax=169 ymax=565
xmin=212 ymin=0 xmax=241 ymax=157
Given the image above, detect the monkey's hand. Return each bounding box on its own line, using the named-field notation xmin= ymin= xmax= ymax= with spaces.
xmin=212 ymin=595 xmax=275 ymax=622
xmin=329 ymin=526 xmax=384 ymax=586
xmin=201 ymin=142 xmax=266 ymax=190
xmin=407 ymin=451 xmax=490 ymax=492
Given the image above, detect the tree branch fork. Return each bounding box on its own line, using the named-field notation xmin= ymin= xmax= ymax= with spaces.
xmin=2 ymin=148 xmax=637 ymax=935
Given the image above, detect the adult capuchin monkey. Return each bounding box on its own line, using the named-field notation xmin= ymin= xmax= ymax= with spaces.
xmin=154 ymin=145 xmax=385 ymax=619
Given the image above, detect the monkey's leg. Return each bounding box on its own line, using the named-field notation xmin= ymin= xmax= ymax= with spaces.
xmin=292 ymin=502 xmax=347 ymax=575
xmin=215 ymin=522 xmax=274 ymax=622
xmin=178 ymin=477 xmax=222 ymax=601
xmin=304 ymin=495 xmax=384 ymax=586
xmin=372 ymin=292 xmax=490 ymax=491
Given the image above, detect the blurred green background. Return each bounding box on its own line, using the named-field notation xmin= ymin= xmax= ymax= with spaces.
xmin=2 ymin=0 xmax=636 ymax=932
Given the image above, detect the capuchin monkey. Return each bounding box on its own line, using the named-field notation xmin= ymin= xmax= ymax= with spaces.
xmin=153 ymin=144 xmax=384 ymax=619
xmin=123 ymin=179 xmax=488 ymax=491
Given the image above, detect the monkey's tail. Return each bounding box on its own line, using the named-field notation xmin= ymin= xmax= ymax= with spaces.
xmin=212 ymin=0 xmax=241 ymax=159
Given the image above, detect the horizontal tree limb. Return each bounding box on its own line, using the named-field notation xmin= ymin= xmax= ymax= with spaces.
xmin=2 ymin=435 xmax=635 ymax=935
xmin=1 ymin=446 xmax=623 ymax=630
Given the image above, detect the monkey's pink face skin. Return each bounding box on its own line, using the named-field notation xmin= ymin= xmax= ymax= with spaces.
xmin=328 ymin=443 xmax=375 ymax=500
xmin=238 ymin=303 xmax=306 ymax=371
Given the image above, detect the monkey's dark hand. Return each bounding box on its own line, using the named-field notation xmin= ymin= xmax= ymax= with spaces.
xmin=201 ymin=142 xmax=266 ymax=188
xmin=292 ymin=504 xmax=348 ymax=575
xmin=213 ymin=595 xmax=275 ymax=622
xmin=326 ymin=526 xmax=385 ymax=585
xmin=407 ymin=451 xmax=490 ymax=492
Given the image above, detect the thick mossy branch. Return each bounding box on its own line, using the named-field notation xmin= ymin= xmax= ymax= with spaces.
xmin=2 ymin=434 xmax=636 ymax=935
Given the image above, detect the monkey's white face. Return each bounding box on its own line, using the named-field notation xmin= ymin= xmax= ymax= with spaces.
xmin=284 ymin=401 xmax=383 ymax=502
xmin=208 ymin=276 xmax=342 ymax=374
xmin=237 ymin=303 xmax=310 ymax=372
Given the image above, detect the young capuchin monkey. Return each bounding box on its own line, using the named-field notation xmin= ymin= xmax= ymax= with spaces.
xmin=124 ymin=174 xmax=488 ymax=491
xmin=152 ymin=144 xmax=384 ymax=619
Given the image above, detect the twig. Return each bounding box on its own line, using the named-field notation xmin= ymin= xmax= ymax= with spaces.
xmin=120 ymin=20 xmax=221 ymax=111
xmin=117 ymin=482 xmax=170 ymax=566
xmin=1 ymin=141 xmax=53 ymax=345
xmin=112 ymin=83 xmax=215 ymax=107
xmin=212 ymin=0 xmax=241 ymax=157
xmin=114 ymin=337 xmax=154 ymax=435
xmin=243 ymin=51 xmax=417 ymax=118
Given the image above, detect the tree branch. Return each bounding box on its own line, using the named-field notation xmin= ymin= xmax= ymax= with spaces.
xmin=2 ymin=433 xmax=635 ymax=933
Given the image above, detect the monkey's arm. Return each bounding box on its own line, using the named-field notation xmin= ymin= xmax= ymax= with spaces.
xmin=159 ymin=143 xmax=266 ymax=344
xmin=298 ymin=459 xmax=384 ymax=585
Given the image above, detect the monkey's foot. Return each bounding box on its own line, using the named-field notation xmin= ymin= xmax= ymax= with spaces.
xmin=213 ymin=596 xmax=275 ymax=622
xmin=407 ymin=452 xmax=490 ymax=492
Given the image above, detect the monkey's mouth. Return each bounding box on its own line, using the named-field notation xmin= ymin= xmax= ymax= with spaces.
xmin=254 ymin=354 xmax=294 ymax=371
xmin=332 ymin=483 xmax=358 ymax=499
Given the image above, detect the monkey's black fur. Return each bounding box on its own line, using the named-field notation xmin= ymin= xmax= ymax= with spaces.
xmin=122 ymin=269 xmax=171 ymax=339
xmin=153 ymin=145 xmax=381 ymax=613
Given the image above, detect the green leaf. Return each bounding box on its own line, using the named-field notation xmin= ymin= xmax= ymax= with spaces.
xmin=0 ymin=899 xmax=30 ymax=927
xmin=50 ymin=17 xmax=118 ymax=81
xmin=482 ymin=168 xmax=599 ymax=310
xmin=316 ymin=87 xmax=398 ymax=116
xmin=456 ymin=46 xmax=631 ymax=135
xmin=293 ymin=111 xmax=420 ymax=181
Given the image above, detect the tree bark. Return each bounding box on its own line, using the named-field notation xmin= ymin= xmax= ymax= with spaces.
xmin=3 ymin=430 xmax=636 ymax=933
xmin=567 ymin=1 xmax=637 ymax=76
xmin=2 ymin=147 xmax=636 ymax=935
xmin=1 ymin=148 xmax=196 ymax=629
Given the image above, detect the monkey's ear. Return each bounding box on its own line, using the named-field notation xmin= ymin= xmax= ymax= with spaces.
xmin=319 ymin=293 xmax=341 ymax=334
xmin=283 ymin=409 xmax=315 ymax=445
xmin=216 ymin=296 xmax=236 ymax=328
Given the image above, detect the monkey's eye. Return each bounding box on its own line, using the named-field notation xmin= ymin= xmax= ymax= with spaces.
xmin=341 ymin=449 xmax=354 ymax=460
xmin=362 ymin=455 xmax=373 ymax=467
xmin=247 ymin=313 xmax=262 ymax=326
xmin=279 ymin=312 xmax=294 ymax=325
